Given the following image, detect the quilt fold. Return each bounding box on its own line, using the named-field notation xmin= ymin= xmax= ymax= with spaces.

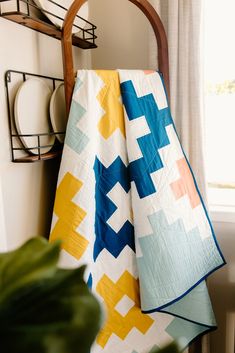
xmin=50 ymin=69 xmax=225 ymax=353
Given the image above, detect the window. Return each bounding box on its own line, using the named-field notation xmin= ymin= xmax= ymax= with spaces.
xmin=204 ymin=0 xmax=235 ymax=211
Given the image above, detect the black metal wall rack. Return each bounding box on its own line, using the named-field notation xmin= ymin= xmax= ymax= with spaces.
xmin=1 ymin=0 xmax=97 ymax=162
xmin=5 ymin=70 xmax=65 ymax=163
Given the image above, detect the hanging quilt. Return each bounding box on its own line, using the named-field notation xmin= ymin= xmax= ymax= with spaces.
xmin=50 ymin=70 xmax=225 ymax=353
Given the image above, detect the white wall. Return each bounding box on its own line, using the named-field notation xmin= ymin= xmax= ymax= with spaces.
xmin=0 ymin=179 xmax=7 ymax=251
xmin=89 ymin=0 xmax=150 ymax=69
xmin=0 ymin=17 xmax=91 ymax=250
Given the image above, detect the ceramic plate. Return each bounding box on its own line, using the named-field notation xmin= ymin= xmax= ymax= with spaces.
xmin=33 ymin=0 xmax=89 ymax=33
xmin=14 ymin=78 xmax=55 ymax=155
xmin=50 ymin=83 xmax=67 ymax=143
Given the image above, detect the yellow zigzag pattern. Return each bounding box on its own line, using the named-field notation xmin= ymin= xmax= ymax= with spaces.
xmin=96 ymin=70 xmax=125 ymax=139
xmin=96 ymin=271 xmax=154 ymax=347
xmin=50 ymin=172 xmax=89 ymax=260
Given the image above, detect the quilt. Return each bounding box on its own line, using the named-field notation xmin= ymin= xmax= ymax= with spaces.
xmin=50 ymin=70 xmax=225 ymax=353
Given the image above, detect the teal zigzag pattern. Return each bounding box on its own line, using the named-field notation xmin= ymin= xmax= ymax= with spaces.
xmin=65 ymin=78 xmax=89 ymax=154
xmin=137 ymin=210 xmax=224 ymax=311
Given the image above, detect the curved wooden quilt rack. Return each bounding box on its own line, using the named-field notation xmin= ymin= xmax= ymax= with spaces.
xmin=62 ymin=0 xmax=170 ymax=115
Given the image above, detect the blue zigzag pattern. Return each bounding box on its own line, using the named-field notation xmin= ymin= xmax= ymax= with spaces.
xmin=121 ymin=80 xmax=172 ymax=198
xmin=93 ymin=157 xmax=135 ymax=260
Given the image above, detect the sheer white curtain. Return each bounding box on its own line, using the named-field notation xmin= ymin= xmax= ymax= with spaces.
xmin=148 ymin=0 xmax=207 ymax=200
xmin=148 ymin=1 xmax=209 ymax=352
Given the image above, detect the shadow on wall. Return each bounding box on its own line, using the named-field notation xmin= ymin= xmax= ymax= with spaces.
xmin=38 ymin=158 xmax=61 ymax=239
xmin=1 ymin=157 xmax=61 ymax=250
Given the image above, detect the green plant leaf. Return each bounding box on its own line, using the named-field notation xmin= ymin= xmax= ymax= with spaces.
xmin=0 ymin=237 xmax=60 ymax=304
xmin=0 ymin=237 xmax=102 ymax=353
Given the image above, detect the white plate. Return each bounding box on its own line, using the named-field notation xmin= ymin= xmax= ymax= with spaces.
xmin=50 ymin=83 xmax=67 ymax=143
xmin=14 ymin=78 xmax=55 ymax=155
xmin=33 ymin=0 xmax=89 ymax=33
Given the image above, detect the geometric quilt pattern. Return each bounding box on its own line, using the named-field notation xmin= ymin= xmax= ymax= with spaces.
xmin=96 ymin=271 xmax=154 ymax=348
xmin=50 ymin=69 xmax=225 ymax=353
